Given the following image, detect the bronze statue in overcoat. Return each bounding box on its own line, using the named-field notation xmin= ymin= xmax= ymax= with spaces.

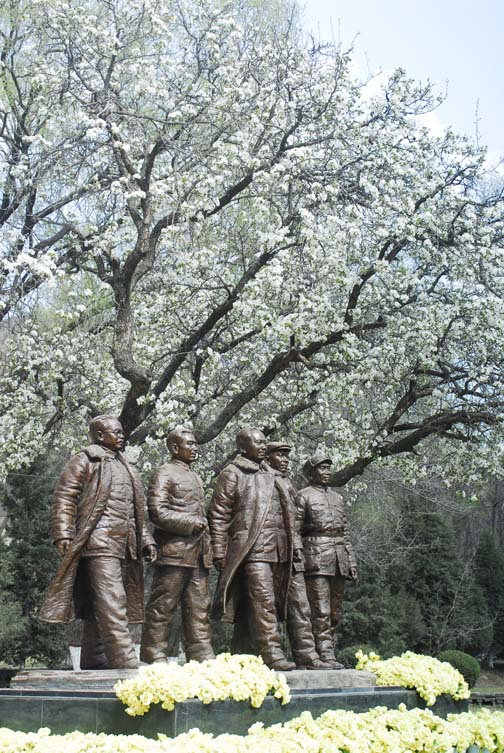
xmin=297 ymin=454 xmax=357 ymax=665
xmin=140 ymin=426 xmax=214 ymax=663
xmin=39 ymin=416 xmax=156 ymax=669
xmin=209 ymin=428 xmax=295 ymax=670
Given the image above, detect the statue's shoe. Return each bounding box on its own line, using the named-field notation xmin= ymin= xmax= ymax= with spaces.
xmin=119 ymin=659 xmax=147 ymax=669
xmin=267 ymin=657 xmax=296 ymax=671
xmin=296 ymin=658 xmax=327 ymax=670
xmin=320 ymin=658 xmax=345 ymax=669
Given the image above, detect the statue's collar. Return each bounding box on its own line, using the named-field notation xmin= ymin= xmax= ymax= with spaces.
xmin=233 ymin=455 xmax=261 ymax=473
xmin=84 ymin=444 xmax=123 ymax=461
xmin=170 ymin=459 xmax=190 ymax=470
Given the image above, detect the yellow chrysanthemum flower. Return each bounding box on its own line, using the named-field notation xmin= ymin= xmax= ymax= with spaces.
xmin=114 ymin=653 xmax=291 ymax=717
xmin=2 ymin=707 xmax=504 ymax=752
xmin=355 ymin=650 xmax=470 ymax=705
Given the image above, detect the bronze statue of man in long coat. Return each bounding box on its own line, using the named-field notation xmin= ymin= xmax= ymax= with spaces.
xmin=39 ymin=415 xmax=156 ymax=669
xmin=209 ymin=428 xmax=295 ymax=670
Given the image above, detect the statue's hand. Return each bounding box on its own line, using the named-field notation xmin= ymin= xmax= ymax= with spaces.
xmin=56 ymin=539 xmax=72 ymax=557
xmin=143 ymin=545 xmax=157 ymax=563
xmin=213 ymin=557 xmax=225 ymax=571
xmin=349 ymin=566 xmax=358 ymax=581
xmin=193 ymin=519 xmax=207 ymax=533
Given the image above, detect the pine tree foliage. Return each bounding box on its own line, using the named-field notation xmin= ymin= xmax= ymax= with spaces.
xmin=0 ymin=458 xmax=66 ymax=666
xmin=340 ymin=494 xmax=492 ymax=657
xmin=474 ymin=531 xmax=504 ymax=659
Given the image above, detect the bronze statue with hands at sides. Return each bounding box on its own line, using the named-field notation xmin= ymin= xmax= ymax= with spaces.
xmin=39 ymin=415 xmax=156 ymax=669
xmin=209 ymin=428 xmax=296 ymax=671
xmin=263 ymin=442 xmax=335 ymax=669
xmin=297 ymin=455 xmax=358 ymax=668
xmin=140 ymin=426 xmax=215 ymax=663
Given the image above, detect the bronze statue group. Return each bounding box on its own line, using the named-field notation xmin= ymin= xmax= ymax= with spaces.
xmin=40 ymin=417 xmax=357 ymax=672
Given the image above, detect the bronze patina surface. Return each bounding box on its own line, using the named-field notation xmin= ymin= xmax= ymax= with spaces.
xmin=209 ymin=428 xmax=295 ymax=671
xmin=264 ymin=442 xmax=329 ymax=670
xmin=40 ymin=416 xmax=156 ymax=669
xmin=297 ymin=455 xmax=358 ymax=666
xmin=140 ymin=426 xmax=214 ymax=663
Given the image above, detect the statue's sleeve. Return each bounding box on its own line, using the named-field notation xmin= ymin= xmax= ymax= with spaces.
xmin=52 ymin=452 xmax=87 ymax=543
xmin=294 ymin=489 xmax=308 ymax=547
xmin=147 ymin=468 xmax=200 ymax=536
xmin=208 ymin=466 xmax=238 ymax=561
xmin=342 ymin=502 xmax=357 ymax=572
xmin=141 ymin=523 xmax=155 ymax=550
xmin=289 ymin=482 xmax=304 ymax=551
xmin=293 ymin=490 xmax=305 ymax=549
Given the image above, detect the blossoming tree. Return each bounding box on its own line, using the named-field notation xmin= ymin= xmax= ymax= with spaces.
xmin=1 ymin=0 xmax=503 ymax=484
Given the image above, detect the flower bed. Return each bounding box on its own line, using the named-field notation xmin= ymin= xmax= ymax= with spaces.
xmin=0 ymin=706 xmax=502 ymax=753
xmin=114 ymin=653 xmax=291 ymax=715
xmin=356 ymin=650 xmax=471 ymax=706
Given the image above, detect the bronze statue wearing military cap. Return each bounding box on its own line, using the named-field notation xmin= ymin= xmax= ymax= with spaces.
xmin=297 ymin=455 xmax=358 ymax=668
xmin=264 ymin=442 xmax=327 ymax=669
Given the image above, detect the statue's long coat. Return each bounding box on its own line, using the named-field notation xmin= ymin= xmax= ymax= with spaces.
xmin=208 ymin=456 xmax=294 ymax=623
xmin=39 ymin=444 xmax=152 ymax=624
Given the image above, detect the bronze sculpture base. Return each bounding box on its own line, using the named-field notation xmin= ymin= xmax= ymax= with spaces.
xmin=10 ymin=667 xmax=376 ymax=692
xmin=1 ymin=670 xmax=467 ymax=738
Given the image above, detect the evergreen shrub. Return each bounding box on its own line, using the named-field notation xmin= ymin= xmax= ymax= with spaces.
xmin=437 ymin=649 xmax=481 ymax=688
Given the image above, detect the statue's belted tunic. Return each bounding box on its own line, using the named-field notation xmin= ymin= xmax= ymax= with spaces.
xmin=296 ymin=482 xmax=357 ymax=661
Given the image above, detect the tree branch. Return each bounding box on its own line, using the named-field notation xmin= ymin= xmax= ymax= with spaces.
xmin=331 ymin=409 xmax=497 ymax=486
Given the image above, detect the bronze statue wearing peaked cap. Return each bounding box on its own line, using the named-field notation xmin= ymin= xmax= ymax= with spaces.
xmin=296 ymin=454 xmax=357 ymax=667
xmin=263 ymin=442 xmax=328 ymax=669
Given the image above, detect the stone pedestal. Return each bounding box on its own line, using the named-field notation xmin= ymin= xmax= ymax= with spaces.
xmin=10 ymin=667 xmax=376 ymax=692
xmin=0 ymin=668 xmax=468 ymax=737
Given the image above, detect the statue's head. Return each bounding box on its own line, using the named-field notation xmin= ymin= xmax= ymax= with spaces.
xmin=266 ymin=441 xmax=291 ymax=473
xmin=236 ymin=427 xmax=267 ymax=463
xmin=166 ymin=425 xmax=197 ymax=465
xmin=89 ymin=415 xmax=124 ymax=453
xmin=303 ymin=454 xmax=332 ymax=486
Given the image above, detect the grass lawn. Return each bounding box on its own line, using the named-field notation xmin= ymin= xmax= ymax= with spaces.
xmin=473 ymin=668 xmax=504 ymax=694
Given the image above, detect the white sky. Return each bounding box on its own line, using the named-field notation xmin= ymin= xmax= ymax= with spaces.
xmin=302 ymin=0 xmax=504 ymax=161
